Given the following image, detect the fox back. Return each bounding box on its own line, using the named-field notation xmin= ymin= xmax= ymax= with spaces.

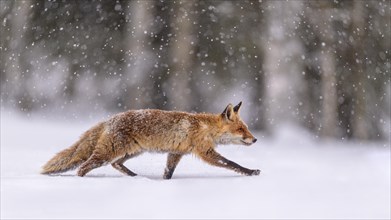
xmin=106 ymin=106 xmax=255 ymax=152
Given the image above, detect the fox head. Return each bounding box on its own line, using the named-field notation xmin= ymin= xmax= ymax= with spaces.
xmin=217 ymin=101 xmax=257 ymax=146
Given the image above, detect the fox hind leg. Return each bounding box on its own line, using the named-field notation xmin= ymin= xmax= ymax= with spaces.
xmin=77 ymin=153 xmax=108 ymax=177
xmin=111 ymin=153 xmax=141 ymax=176
xmin=163 ymin=153 xmax=183 ymax=179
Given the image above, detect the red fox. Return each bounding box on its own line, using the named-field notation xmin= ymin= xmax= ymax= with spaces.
xmin=41 ymin=102 xmax=260 ymax=179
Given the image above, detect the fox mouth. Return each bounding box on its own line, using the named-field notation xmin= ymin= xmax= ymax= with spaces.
xmin=241 ymin=140 xmax=252 ymax=146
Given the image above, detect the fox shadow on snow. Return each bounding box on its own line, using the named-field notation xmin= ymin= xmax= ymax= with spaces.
xmin=49 ymin=173 xmax=247 ymax=180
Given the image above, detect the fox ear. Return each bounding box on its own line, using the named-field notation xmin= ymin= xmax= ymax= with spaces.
xmin=222 ymin=103 xmax=234 ymax=121
xmin=233 ymin=101 xmax=242 ymax=113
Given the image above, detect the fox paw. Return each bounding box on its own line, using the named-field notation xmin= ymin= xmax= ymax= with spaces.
xmin=163 ymin=175 xmax=172 ymax=180
xmin=251 ymin=169 xmax=261 ymax=175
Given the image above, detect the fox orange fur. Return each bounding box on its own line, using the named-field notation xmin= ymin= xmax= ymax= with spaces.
xmin=41 ymin=102 xmax=260 ymax=179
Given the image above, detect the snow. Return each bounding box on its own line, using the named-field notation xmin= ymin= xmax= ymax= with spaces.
xmin=1 ymin=111 xmax=390 ymax=219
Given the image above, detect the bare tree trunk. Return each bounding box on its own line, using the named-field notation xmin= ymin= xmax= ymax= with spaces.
xmin=0 ymin=0 xmax=14 ymax=101
xmin=63 ymin=63 xmax=80 ymax=100
xmin=166 ymin=1 xmax=196 ymax=111
xmin=264 ymin=1 xmax=305 ymax=128
xmin=3 ymin=1 xmax=32 ymax=111
xmin=351 ymin=0 xmax=369 ymax=140
xmin=306 ymin=2 xmax=339 ymax=138
xmin=251 ymin=0 xmax=267 ymax=131
xmin=320 ymin=48 xmax=338 ymax=137
xmin=123 ymin=0 xmax=155 ymax=109
xmin=150 ymin=1 xmax=172 ymax=110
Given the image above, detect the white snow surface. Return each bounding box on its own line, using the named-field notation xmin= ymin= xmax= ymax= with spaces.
xmin=1 ymin=111 xmax=390 ymax=219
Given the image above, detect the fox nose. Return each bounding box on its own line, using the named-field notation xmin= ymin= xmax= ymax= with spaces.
xmin=252 ymin=138 xmax=257 ymax=143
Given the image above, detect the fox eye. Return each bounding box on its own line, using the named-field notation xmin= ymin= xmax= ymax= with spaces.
xmin=237 ymin=127 xmax=244 ymax=132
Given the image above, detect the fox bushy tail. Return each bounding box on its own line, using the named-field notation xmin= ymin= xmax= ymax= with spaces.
xmin=41 ymin=123 xmax=104 ymax=175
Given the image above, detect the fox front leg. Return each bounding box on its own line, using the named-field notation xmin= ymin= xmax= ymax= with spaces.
xmin=196 ymin=148 xmax=260 ymax=176
xmin=163 ymin=153 xmax=183 ymax=179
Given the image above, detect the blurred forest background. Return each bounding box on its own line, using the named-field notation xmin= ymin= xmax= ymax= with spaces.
xmin=1 ymin=0 xmax=390 ymax=141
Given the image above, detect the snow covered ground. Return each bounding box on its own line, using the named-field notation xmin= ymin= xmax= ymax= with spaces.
xmin=1 ymin=110 xmax=390 ymax=219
